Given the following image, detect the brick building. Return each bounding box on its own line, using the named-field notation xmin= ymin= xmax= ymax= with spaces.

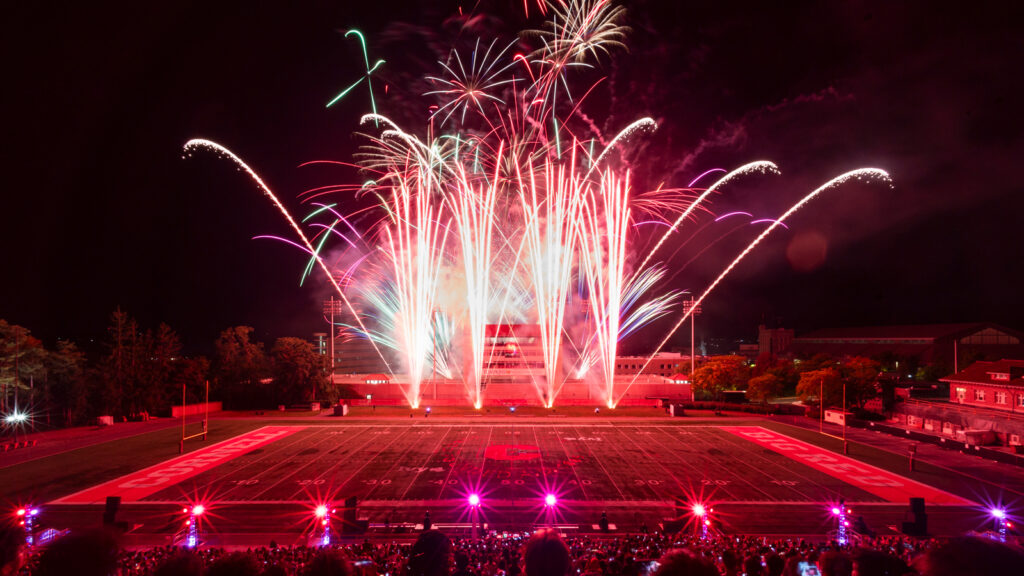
xmin=941 ymin=359 xmax=1024 ymax=413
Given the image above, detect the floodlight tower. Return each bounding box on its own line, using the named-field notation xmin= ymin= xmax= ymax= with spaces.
xmin=992 ymin=508 xmax=1009 ymax=543
xmin=179 ymin=505 xmax=205 ymax=548
xmin=314 ymin=505 xmax=335 ymax=546
xmin=682 ymin=298 xmax=701 ymax=382
xmin=16 ymin=507 xmax=39 ymax=548
xmin=832 ymin=501 xmax=850 ymax=545
xmin=468 ymin=494 xmax=481 ymax=539
xmin=691 ymin=503 xmax=712 ymax=540
xmin=323 ymin=296 xmax=343 ymax=385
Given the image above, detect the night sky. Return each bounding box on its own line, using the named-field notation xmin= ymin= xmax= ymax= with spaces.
xmin=4 ymin=0 xmax=1023 ymax=355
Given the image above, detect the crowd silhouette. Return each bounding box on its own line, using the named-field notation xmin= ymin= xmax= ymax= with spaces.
xmin=2 ymin=525 xmax=1022 ymax=576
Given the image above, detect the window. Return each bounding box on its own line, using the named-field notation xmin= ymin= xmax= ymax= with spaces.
xmin=974 ymin=389 xmax=986 ymax=402
xmin=1018 ymin=394 xmax=1024 ymax=408
xmin=995 ymin=391 xmax=1007 ymax=405
xmin=955 ymin=387 xmax=966 ymax=401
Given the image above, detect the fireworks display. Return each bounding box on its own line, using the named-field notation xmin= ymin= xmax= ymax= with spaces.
xmin=186 ymin=1 xmax=890 ymax=409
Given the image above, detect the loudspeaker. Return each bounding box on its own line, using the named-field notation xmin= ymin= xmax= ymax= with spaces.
xmin=341 ymin=497 xmax=358 ymax=533
xmin=103 ymin=496 xmax=121 ymax=525
xmin=901 ymin=498 xmax=927 ymax=536
xmin=661 ymin=519 xmax=685 ymax=533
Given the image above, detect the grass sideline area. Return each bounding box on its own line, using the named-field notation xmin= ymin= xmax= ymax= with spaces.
xmin=0 ymin=410 xmax=1000 ymax=507
xmin=0 ymin=419 xmax=264 ymax=503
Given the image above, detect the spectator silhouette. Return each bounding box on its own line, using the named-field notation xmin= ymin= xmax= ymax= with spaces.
xmin=303 ymin=548 xmax=353 ymax=576
xmin=818 ymin=550 xmax=852 ymax=576
xmin=913 ymin=536 xmax=1024 ymax=576
xmin=153 ymin=550 xmax=204 ymax=576
xmin=405 ymin=530 xmax=452 ymax=576
xmin=650 ymin=549 xmax=719 ymax=576
xmin=744 ymin=555 xmax=764 ymax=576
xmin=452 ymin=551 xmax=472 ymax=576
xmin=0 ymin=525 xmax=25 ymax=576
xmin=522 ymin=529 xmax=570 ymax=576
xmin=207 ymin=551 xmax=262 ymax=576
xmin=34 ymin=529 xmax=120 ymax=576
xmin=850 ymin=548 xmax=908 ymax=576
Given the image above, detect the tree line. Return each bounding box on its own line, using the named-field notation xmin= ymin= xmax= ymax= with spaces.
xmin=691 ymin=353 xmax=900 ymax=410
xmin=0 ymin=310 xmax=333 ymax=428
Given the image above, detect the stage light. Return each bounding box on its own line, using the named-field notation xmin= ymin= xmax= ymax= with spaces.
xmin=831 ymin=507 xmax=841 ymax=515
xmin=191 ymin=505 xmax=205 ymax=516
xmin=510 ymin=407 xmax=516 ymax=413
xmin=692 ymin=504 xmax=706 ymax=517
xmin=992 ymin=508 xmax=1007 ymax=519
xmin=468 ymin=494 xmax=481 ymax=507
xmin=29 ymin=509 xmax=38 ymax=516
xmin=16 ymin=509 xmax=25 ymax=517
xmin=544 ymin=494 xmax=557 ymax=507
xmin=426 ymin=407 xmax=432 ymax=413
xmin=4 ymin=411 xmax=27 ymax=425
xmin=315 ymin=505 xmax=329 ymax=518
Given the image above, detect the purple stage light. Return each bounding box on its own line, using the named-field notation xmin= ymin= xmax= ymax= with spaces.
xmin=544 ymin=494 xmax=557 ymax=507
xmin=469 ymin=494 xmax=481 ymax=507
xmin=992 ymin=508 xmax=1007 ymax=519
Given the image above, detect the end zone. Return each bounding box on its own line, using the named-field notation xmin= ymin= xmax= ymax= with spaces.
xmin=722 ymin=426 xmax=974 ymax=506
xmin=52 ymin=426 xmax=306 ymax=505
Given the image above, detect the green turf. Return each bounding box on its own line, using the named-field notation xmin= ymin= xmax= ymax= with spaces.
xmin=0 ymin=420 xmax=263 ymax=503
xmin=0 ymin=411 xmax=993 ymax=506
xmin=757 ymin=420 xmax=986 ymax=503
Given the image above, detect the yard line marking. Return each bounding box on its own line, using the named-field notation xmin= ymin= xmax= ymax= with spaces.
xmin=712 ymin=428 xmax=850 ymax=502
xmin=572 ymin=424 xmax=628 ymax=501
xmin=242 ymin=426 xmax=356 ymax=501
xmin=721 ymin=426 xmax=975 ymax=506
xmin=52 ymin=426 xmax=306 ymax=504
xmin=397 ymin=426 xmax=455 ymax=500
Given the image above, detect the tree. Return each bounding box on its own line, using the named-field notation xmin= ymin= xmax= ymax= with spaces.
xmin=796 ymin=367 xmax=843 ymax=408
xmin=747 ymin=373 xmax=786 ymax=403
xmin=138 ymin=323 xmax=183 ymax=414
xmin=753 ymin=354 xmax=800 ymax=393
xmin=214 ymin=326 xmax=270 ymax=408
xmin=172 ymin=356 xmax=211 ymax=406
xmin=92 ymin=307 xmax=142 ymax=417
xmin=44 ymin=340 xmax=88 ymax=425
xmin=692 ymin=355 xmax=750 ymax=399
xmin=271 ymin=337 xmax=328 ymax=405
xmin=0 ymin=320 xmax=47 ymax=412
xmin=797 ymin=353 xmax=837 ymax=374
xmin=841 ymin=356 xmax=881 ymax=408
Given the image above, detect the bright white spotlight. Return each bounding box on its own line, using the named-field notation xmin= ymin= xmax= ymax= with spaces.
xmin=544 ymin=494 xmax=557 ymax=507
xmin=692 ymin=504 xmax=706 ymax=517
xmin=992 ymin=508 xmax=1007 ymax=519
xmin=468 ymin=494 xmax=481 ymax=507
xmin=831 ymin=507 xmax=841 ymax=515
xmin=4 ymin=412 xmax=27 ymax=425
xmin=315 ymin=505 xmax=329 ymax=518
xmin=191 ymin=505 xmax=205 ymax=516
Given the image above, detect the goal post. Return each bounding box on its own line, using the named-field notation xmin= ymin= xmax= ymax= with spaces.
xmin=179 ymin=380 xmax=210 ymax=453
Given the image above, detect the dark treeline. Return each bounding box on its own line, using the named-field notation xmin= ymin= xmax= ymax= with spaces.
xmin=0 ymin=309 xmax=333 ymax=428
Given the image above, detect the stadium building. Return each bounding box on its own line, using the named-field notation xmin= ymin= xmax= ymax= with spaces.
xmin=333 ymin=323 xmax=691 ymax=407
